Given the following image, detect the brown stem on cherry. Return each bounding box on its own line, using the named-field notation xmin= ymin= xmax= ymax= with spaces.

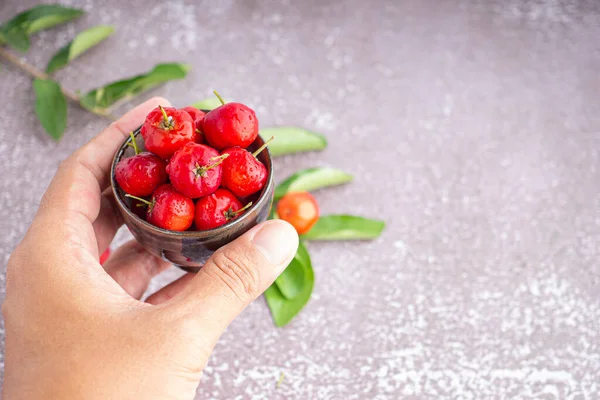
xmin=225 ymin=202 xmax=253 ymax=220
xmin=213 ymin=90 xmax=226 ymax=105
xmin=194 ymin=154 xmax=229 ymax=177
xmin=252 ymin=136 xmax=274 ymax=158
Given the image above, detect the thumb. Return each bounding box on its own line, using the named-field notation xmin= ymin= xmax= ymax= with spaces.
xmin=172 ymin=219 xmax=298 ymax=340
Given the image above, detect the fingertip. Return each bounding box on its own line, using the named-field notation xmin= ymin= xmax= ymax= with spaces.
xmin=251 ymin=220 xmax=299 ymax=271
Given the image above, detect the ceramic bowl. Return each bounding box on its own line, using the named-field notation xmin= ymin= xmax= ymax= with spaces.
xmin=110 ymin=127 xmax=274 ymax=272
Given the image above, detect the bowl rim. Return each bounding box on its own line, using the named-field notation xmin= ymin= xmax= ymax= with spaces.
xmin=110 ymin=126 xmax=274 ymax=238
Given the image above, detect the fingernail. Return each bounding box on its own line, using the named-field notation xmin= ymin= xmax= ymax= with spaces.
xmin=252 ymin=220 xmax=299 ymax=268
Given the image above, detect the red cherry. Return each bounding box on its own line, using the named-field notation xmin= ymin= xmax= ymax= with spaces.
xmin=182 ymin=106 xmax=206 ymax=140
xmin=127 ymin=184 xmax=194 ymax=231
xmin=99 ymin=248 xmax=111 ymax=265
xmin=141 ymin=106 xmax=197 ymax=159
xmin=203 ymin=92 xmax=259 ymax=150
xmin=115 ymin=152 xmax=167 ymax=196
xmin=167 ymin=142 xmax=228 ymax=198
xmin=220 ymin=137 xmax=272 ymax=198
xmin=194 ymin=188 xmax=252 ymax=230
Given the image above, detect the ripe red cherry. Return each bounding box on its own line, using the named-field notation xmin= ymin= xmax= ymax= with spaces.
xmin=194 ymin=188 xmax=252 ymax=230
xmin=182 ymin=106 xmax=206 ymax=134
xmin=140 ymin=106 xmax=197 ymax=159
xmin=276 ymin=191 xmax=319 ymax=234
xmin=115 ymin=133 xmax=167 ymax=196
xmin=127 ymin=184 xmax=194 ymax=231
xmin=220 ymin=137 xmax=272 ymax=198
xmin=203 ymin=91 xmax=259 ymax=150
xmin=167 ymin=142 xmax=228 ymax=198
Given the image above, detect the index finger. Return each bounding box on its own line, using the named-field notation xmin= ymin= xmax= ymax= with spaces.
xmin=37 ymin=97 xmax=171 ymax=245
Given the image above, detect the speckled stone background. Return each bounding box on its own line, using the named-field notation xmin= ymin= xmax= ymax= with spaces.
xmin=1 ymin=0 xmax=600 ymax=398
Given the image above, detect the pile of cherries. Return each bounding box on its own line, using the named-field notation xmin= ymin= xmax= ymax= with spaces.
xmin=115 ymin=95 xmax=270 ymax=231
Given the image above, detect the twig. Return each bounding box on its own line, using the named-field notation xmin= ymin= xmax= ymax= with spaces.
xmin=0 ymin=46 xmax=115 ymax=120
xmin=276 ymin=372 xmax=285 ymax=388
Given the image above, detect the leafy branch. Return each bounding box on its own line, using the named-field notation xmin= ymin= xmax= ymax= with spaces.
xmin=0 ymin=4 xmax=188 ymax=140
xmin=0 ymin=46 xmax=81 ymax=104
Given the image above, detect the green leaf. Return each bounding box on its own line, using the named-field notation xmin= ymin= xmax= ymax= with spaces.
xmin=0 ymin=5 xmax=84 ymax=52
xmin=0 ymin=28 xmax=29 ymax=52
xmin=293 ymin=239 xmax=311 ymax=268
xmin=274 ymin=249 xmax=308 ymax=299
xmin=191 ymin=96 xmax=227 ymax=111
xmin=265 ymin=242 xmax=314 ymax=327
xmin=302 ymin=215 xmax=385 ymax=241
xmin=46 ymin=25 xmax=115 ymax=74
xmin=79 ymin=63 xmax=190 ymax=112
xmin=25 ymin=6 xmax=84 ymax=35
xmin=274 ymin=258 xmax=305 ymax=299
xmin=274 ymin=167 xmax=353 ymax=200
xmin=33 ymin=78 xmax=67 ymax=141
xmin=261 ymin=127 xmax=327 ymax=157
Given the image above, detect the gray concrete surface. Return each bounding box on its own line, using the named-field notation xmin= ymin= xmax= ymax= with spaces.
xmin=1 ymin=0 xmax=599 ymax=398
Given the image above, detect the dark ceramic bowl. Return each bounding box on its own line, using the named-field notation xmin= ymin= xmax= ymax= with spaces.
xmin=110 ymin=127 xmax=274 ymax=272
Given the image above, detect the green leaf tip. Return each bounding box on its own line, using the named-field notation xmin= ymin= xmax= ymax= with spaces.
xmin=261 ymin=126 xmax=327 ymax=157
xmin=301 ymin=215 xmax=385 ymax=241
xmin=33 ymin=78 xmax=67 ymax=141
xmin=79 ymin=62 xmax=190 ymax=112
xmin=274 ymin=167 xmax=353 ymax=200
xmin=46 ymin=25 xmax=115 ymax=74
xmin=0 ymin=5 xmax=84 ymax=52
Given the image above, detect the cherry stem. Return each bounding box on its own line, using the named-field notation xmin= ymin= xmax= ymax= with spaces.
xmin=208 ymin=154 xmax=229 ymax=168
xmin=252 ymin=136 xmax=275 ymax=158
xmin=128 ymin=131 xmax=140 ymax=155
xmin=124 ymin=194 xmax=152 ymax=206
xmin=234 ymin=201 xmax=253 ymax=215
xmin=159 ymin=105 xmax=169 ymax=123
xmin=194 ymin=154 xmax=229 ymax=176
xmin=225 ymin=202 xmax=253 ymax=220
xmin=213 ymin=90 xmax=226 ymax=105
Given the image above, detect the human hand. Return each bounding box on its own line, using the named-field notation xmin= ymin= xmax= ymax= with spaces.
xmin=2 ymin=98 xmax=299 ymax=400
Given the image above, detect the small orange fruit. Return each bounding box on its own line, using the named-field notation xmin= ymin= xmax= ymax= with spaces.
xmin=276 ymin=192 xmax=319 ymax=234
